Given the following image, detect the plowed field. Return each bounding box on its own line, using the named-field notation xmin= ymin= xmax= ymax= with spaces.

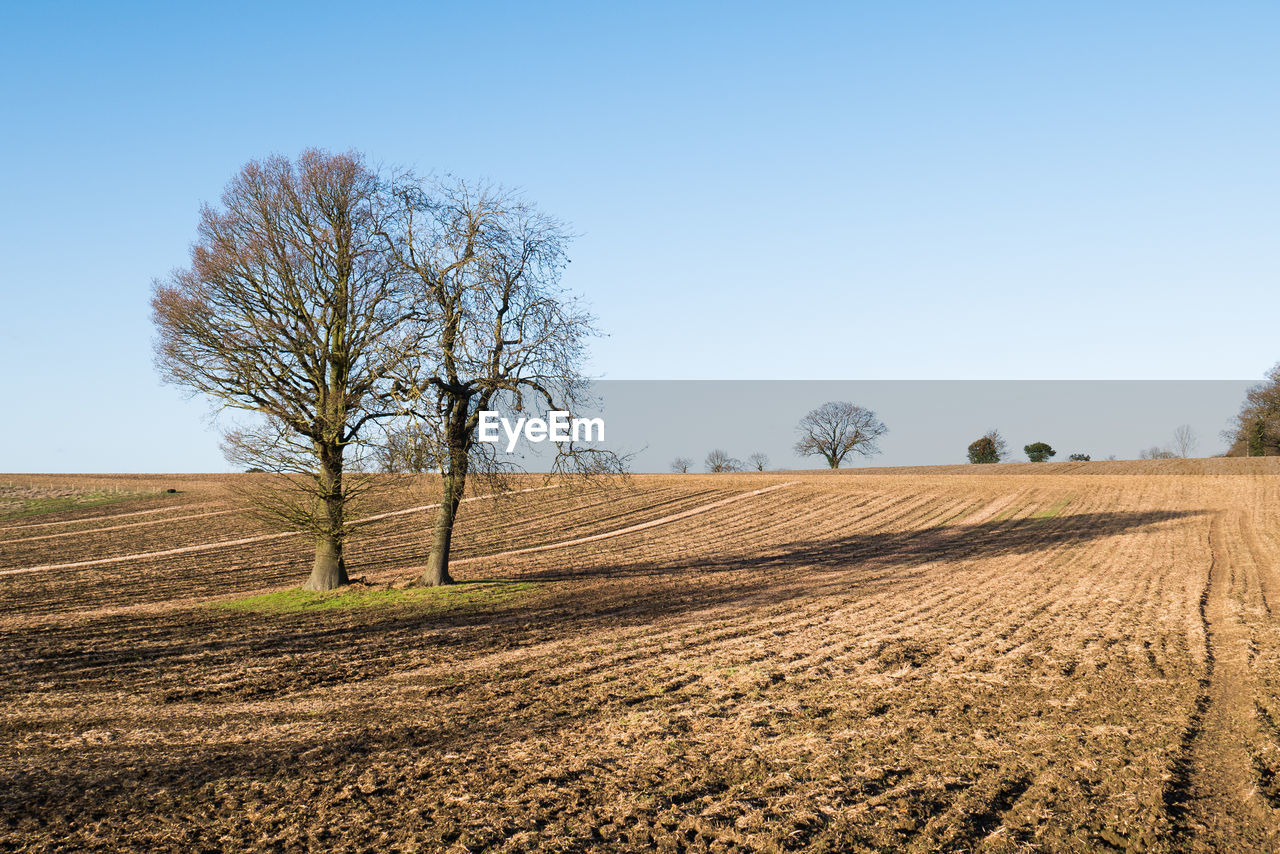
xmin=4 ymin=462 xmax=1280 ymax=852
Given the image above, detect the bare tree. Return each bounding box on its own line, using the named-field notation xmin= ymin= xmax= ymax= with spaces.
xmin=747 ymin=452 xmax=770 ymax=472
xmin=705 ymin=449 xmax=742 ymax=473
xmin=1140 ymin=446 xmax=1178 ymax=460
xmin=152 ymin=150 xmax=415 ymax=591
xmin=794 ymin=402 xmax=887 ymax=469
xmin=387 ymin=177 xmax=622 ymax=586
xmin=374 ymin=421 xmax=442 ymax=473
xmin=669 ymin=457 xmax=693 ymax=474
xmin=1172 ymin=424 xmax=1198 ymax=459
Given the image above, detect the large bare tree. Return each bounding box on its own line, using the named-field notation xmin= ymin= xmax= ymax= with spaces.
xmin=385 ymin=177 xmax=619 ymax=586
xmin=794 ymin=401 xmax=887 ymax=468
xmin=152 ymin=150 xmax=414 ymax=591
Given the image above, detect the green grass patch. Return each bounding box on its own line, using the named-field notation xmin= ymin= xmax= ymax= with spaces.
xmin=0 ymin=488 xmax=170 ymax=520
xmin=992 ymin=505 xmax=1021 ymax=522
xmin=213 ymin=581 xmax=537 ymax=615
xmin=1031 ymin=496 xmax=1075 ymax=521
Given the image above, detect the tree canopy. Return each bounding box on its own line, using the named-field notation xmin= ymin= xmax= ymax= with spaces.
xmin=794 ymin=402 xmax=887 ymax=469
xmin=967 ymin=430 xmax=1007 ymax=464
xmin=1225 ymin=363 xmax=1280 ymax=457
xmin=1024 ymin=442 xmax=1056 ymax=463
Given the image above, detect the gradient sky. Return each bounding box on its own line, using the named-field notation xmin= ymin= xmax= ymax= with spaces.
xmin=1 ymin=1 xmax=1277 ymax=471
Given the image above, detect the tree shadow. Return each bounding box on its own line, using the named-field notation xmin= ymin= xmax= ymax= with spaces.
xmin=512 ymin=507 xmax=1207 ymax=583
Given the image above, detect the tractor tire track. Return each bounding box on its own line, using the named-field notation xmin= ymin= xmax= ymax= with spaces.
xmin=1168 ymin=512 xmax=1280 ymax=851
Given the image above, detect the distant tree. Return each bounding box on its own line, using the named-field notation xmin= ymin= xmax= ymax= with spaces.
xmin=374 ymin=422 xmax=441 ymax=473
xmin=967 ymin=430 xmax=1008 ymax=464
xmin=1173 ymin=424 xmax=1198 ymax=459
xmin=670 ymin=457 xmax=693 ymax=474
xmin=1244 ymin=419 xmax=1271 ymax=457
xmin=705 ymin=449 xmax=743 ymax=473
xmin=1224 ymin=365 xmax=1280 ymax=457
xmin=1140 ymin=446 xmax=1178 ymax=460
xmin=747 ymin=452 xmax=770 ymax=472
xmin=1067 ymin=453 xmax=1091 ymax=462
xmin=1024 ymin=442 xmax=1056 ymax=463
xmin=794 ymin=401 xmax=887 ymax=469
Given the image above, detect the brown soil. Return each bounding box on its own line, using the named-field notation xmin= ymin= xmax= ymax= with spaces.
xmin=2 ymin=464 xmax=1280 ymax=852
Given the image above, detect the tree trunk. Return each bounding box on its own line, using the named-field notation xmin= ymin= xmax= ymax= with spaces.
xmin=307 ymin=534 xmax=348 ymax=590
xmin=424 ymin=462 xmax=466 ymax=586
xmin=304 ymin=443 xmax=349 ymax=591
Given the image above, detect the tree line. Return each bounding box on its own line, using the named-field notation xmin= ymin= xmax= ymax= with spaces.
xmin=669 ymin=405 xmax=1237 ymax=472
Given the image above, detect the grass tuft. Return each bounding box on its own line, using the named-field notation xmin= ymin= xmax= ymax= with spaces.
xmin=213 ymin=581 xmax=537 ymax=615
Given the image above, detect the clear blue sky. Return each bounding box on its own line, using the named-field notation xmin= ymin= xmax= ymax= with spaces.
xmin=1 ymin=1 xmax=1277 ymax=471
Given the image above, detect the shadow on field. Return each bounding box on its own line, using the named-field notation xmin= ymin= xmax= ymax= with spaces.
xmin=1 ymin=509 xmax=1205 ymax=702
xmin=0 ymin=506 xmax=1214 ymax=825
xmin=519 ymin=507 xmax=1207 ymax=583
